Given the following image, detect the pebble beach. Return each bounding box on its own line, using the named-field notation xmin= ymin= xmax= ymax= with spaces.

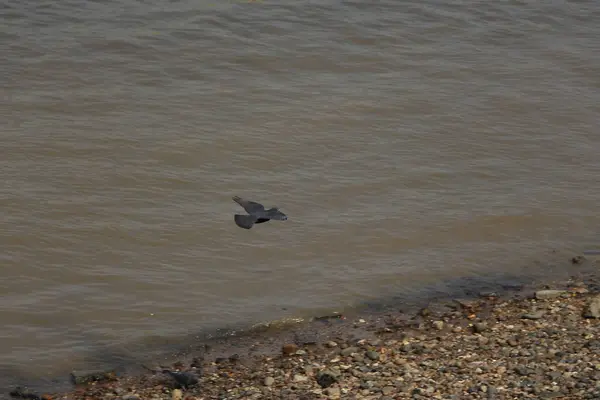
xmin=9 ymin=257 xmax=600 ymax=400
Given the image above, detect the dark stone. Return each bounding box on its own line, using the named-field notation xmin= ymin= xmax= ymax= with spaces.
xmin=366 ymin=350 xmax=380 ymax=361
xmin=571 ymin=255 xmax=585 ymax=264
xmin=316 ymin=369 xmax=340 ymax=388
xmin=473 ymin=322 xmax=488 ymax=333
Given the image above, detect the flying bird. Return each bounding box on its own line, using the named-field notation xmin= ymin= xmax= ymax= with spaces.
xmin=232 ymin=195 xmax=288 ymax=229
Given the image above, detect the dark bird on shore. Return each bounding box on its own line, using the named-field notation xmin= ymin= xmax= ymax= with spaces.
xmin=142 ymin=365 xmax=199 ymax=389
xmin=232 ymin=195 xmax=288 ymax=229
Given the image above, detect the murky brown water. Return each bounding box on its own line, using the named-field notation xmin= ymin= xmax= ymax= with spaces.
xmin=2 ymin=0 xmax=600 ymax=390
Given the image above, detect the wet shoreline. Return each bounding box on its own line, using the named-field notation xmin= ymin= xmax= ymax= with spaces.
xmin=7 ymin=252 xmax=600 ymax=399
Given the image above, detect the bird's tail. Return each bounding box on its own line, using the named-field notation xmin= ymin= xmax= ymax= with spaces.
xmin=234 ymin=214 xmax=256 ymax=229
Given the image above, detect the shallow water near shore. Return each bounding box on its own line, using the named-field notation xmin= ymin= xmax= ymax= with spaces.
xmin=2 ymin=0 xmax=600 ymax=394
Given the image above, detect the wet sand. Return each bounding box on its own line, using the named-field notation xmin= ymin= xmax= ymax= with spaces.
xmin=7 ymin=253 xmax=600 ymax=400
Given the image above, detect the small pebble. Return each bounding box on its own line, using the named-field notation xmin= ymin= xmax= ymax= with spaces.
xmin=341 ymin=347 xmax=358 ymax=357
xmin=282 ymin=343 xmax=298 ymax=355
xmin=325 ymin=387 xmax=341 ymax=398
xmin=432 ymin=321 xmax=444 ymax=330
xmin=171 ymin=389 xmax=182 ymax=400
xmin=264 ymin=377 xmax=275 ymax=386
xmin=522 ymin=310 xmax=547 ymax=320
xmin=293 ymin=374 xmax=308 ymax=382
xmin=535 ymin=290 xmax=566 ymax=300
xmin=382 ymin=386 xmax=395 ymax=395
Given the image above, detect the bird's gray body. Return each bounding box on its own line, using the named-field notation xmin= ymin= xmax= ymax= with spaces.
xmin=232 ymin=196 xmax=287 ymax=229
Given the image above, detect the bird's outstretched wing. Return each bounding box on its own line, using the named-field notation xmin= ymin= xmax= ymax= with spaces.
xmin=232 ymin=196 xmax=265 ymax=213
xmin=234 ymin=214 xmax=257 ymax=229
xmin=265 ymin=208 xmax=287 ymax=221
